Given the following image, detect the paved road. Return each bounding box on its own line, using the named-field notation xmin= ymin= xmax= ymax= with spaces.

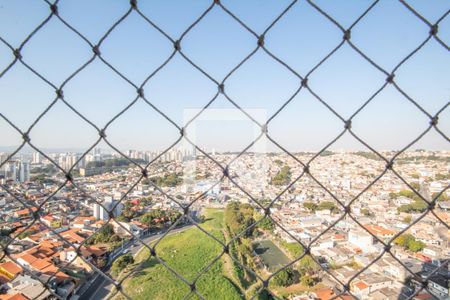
xmin=79 ymin=225 xmax=192 ymax=300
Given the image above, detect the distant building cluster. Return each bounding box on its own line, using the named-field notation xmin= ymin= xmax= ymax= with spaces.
xmin=0 ymin=149 xmax=448 ymax=299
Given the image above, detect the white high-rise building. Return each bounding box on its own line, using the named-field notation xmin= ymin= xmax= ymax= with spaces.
xmin=4 ymin=162 xmax=17 ymax=181
xmin=32 ymin=152 xmax=41 ymax=164
xmin=93 ymin=203 xmax=101 ymax=219
xmin=93 ymin=148 xmax=102 ymax=162
xmin=18 ymin=162 xmax=30 ymax=182
xmin=92 ymin=196 xmax=124 ymax=221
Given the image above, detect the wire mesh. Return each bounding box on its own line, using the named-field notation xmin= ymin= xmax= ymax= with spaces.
xmin=0 ymin=0 xmax=449 ymax=299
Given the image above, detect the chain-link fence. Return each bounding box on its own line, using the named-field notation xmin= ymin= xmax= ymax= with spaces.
xmin=0 ymin=0 xmax=449 ymax=299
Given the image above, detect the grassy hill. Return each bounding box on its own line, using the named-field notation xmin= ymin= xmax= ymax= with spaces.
xmin=115 ymin=209 xmax=242 ymax=300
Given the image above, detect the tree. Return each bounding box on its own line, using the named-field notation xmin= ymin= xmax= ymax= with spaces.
xmin=318 ymin=201 xmax=337 ymax=212
xmin=394 ymin=234 xmax=414 ymax=248
xmin=271 ymin=165 xmax=291 ymax=186
xmin=394 ymin=234 xmax=425 ymax=252
xmin=99 ymin=224 xmax=114 ymax=235
xmin=112 ymin=253 xmax=134 ymax=275
xmin=298 ymin=255 xmax=320 ymax=276
xmin=361 ymin=208 xmax=371 ymax=217
xmin=149 ymin=173 xmax=183 ymax=187
xmin=410 ymin=182 xmax=420 ymax=190
xmin=271 ymin=267 xmax=295 ymax=287
xmin=140 ymin=197 xmax=152 ymax=206
xmin=432 ymin=192 xmax=449 ymax=202
xmin=224 ymin=202 xmax=256 ymax=237
xmin=274 ymin=159 xmax=283 ymax=166
xmin=118 ymin=204 xmax=136 ymax=222
xmin=303 ymin=202 xmax=318 ymax=211
xmin=410 ymin=173 xmax=420 ymax=179
xmin=402 ymin=215 xmax=412 ymax=224
xmin=300 ymin=275 xmax=315 ymax=287
xmin=435 ymin=173 xmax=450 ymax=181
xmin=87 ymin=224 xmax=116 ymax=245
xmin=257 ymin=217 xmax=274 ymax=232
xmin=408 ymin=240 xmax=425 ymax=252
xmin=397 ymin=199 xmax=427 ymax=213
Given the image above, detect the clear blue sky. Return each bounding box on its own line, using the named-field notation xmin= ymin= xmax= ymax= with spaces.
xmin=0 ymin=0 xmax=449 ymax=153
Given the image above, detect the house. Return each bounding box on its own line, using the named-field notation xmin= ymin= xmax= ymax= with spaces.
xmin=348 ymin=230 xmax=376 ymax=253
xmin=40 ymin=215 xmax=62 ymax=228
xmin=361 ymin=273 xmax=394 ymax=293
xmin=0 ymin=293 xmax=29 ymax=300
xmin=4 ymin=275 xmax=51 ymax=300
xmin=351 ymin=280 xmax=369 ymax=298
xmin=311 ymin=288 xmax=353 ymax=300
xmin=13 ymin=208 xmax=37 ymax=220
xmin=369 ymin=287 xmax=401 ymax=300
xmin=0 ymin=262 xmax=23 ymax=281
xmin=364 ymin=224 xmax=396 ymax=240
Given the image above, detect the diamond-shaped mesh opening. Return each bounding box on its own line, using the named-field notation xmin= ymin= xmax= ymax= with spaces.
xmin=0 ymin=1 xmax=449 ymax=299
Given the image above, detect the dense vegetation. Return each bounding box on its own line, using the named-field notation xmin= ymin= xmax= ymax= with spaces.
xmin=85 ymin=158 xmax=146 ymax=169
xmin=303 ymin=201 xmax=338 ymax=213
xmin=224 ymin=202 xmax=320 ymax=296
xmin=432 ymin=192 xmax=449 ymax=202
xmin=396 ymin=155 xmax=450 ymax=163
xmin=139 ymin=209 xmax=182 ymax=226
xmin=147 ymin=173 xmax=183 ymax=187
xmin=224 ymin=202 xmax=259 ymax=287
xmin=112 ymin=253 xmax=134 ymax=275
xmin=115 ymin=197 xmax=182 ymax=227
xmin=271 ymin=267 xmax=295 ymax=287
xmin=271 ymin=165 xmax=292 ymax=186
xmin=277 ymin=239 xmax=320 ymax=287
xmin=85 ymin=224 xmax=122 ymax=248
xmin=434 ymin=173 xmax=450 ymax=181
xmin=30 ymin=165 xmax=57 ymax=174
xmin=30 ymin=174 xmax=56 ymax=184
xmin=391 ymin=190 xmax=428 ymax=213
xmin=353 ymin=151 xmax=382 ymax=161
xmin=17 ymin=229 xmax=39 ymax=240
xmin=394 ymin=234 xmax=425 ymax=252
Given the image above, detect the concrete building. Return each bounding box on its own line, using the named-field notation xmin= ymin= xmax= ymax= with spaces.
xmin=348 ymin=230 xmax=375 ymax=253
xmin=92 ymin=197 xmax=124 ymax=221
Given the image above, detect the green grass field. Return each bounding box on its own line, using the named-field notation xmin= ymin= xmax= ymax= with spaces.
xmin=116 ymin=209 xmax=242 ymax=300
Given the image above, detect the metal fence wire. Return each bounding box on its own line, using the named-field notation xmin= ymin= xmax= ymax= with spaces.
xmin=0 ymin=0 xmax=449 ymax=299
